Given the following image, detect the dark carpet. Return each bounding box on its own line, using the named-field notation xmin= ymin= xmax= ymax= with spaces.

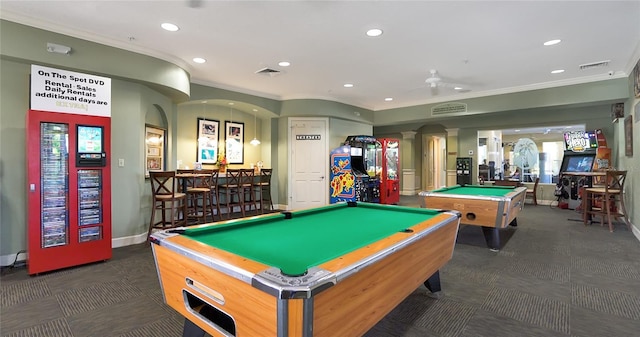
xmin=2 ymin=198 xmax=639 ymax=337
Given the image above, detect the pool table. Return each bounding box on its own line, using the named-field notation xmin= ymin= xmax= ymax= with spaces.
xmin=150 ymin=202 xmax=460 ymax=337
xmin=419 ymin=185 xmax=526 ymax=251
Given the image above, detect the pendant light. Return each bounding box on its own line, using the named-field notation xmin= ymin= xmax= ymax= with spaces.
xmin=250 ymin=110 xmax=261 ymax=146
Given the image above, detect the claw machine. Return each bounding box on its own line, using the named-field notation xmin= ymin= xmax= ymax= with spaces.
xmin=378 ymin=138 xmax=400 ymax=204
xmin=27 ymin=65 xmax=112 ymax=275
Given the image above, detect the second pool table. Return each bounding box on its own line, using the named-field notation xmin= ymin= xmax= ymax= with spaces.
xmin=150 ymin=202 xmax=460 ymax=337
xmin=419 ymin=184 xmax=526 ymax=251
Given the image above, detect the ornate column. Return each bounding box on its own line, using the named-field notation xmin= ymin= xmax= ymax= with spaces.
xmin=445 ymin=128 xmax=459 ymax=186
xmin=400 ymin=131 xmax=417 ymax=195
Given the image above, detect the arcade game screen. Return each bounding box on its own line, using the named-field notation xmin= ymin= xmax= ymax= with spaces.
xmin=562 ymin=155 xmax=595 ymax=172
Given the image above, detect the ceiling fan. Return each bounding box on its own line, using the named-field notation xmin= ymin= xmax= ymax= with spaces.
xmin=186 ymin=0 xmax=204 ymax=8
xmin=424 ymin=69 xmax=459 ymax=89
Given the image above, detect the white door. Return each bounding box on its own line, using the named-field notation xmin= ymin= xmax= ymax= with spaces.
xmin=288 ymin=117 xmax=329 ymax=210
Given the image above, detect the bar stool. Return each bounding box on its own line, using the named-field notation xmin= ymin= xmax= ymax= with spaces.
xmin=209 ymin=169 xmax=222 ymax=221
xmin=583 ymin=170 xmax=630 ymax=232
xmin=219 ymin=169 xmax=244 ymax=219
xmin=254 ymin=169 xmax=274 ymax=214
xmin=148 ymin=171 xmax=187 ymax=241
xmin=238 ymin=169 xmax=256 ymax=214
xmin=184 ymin=170 xmax=214 ymax=224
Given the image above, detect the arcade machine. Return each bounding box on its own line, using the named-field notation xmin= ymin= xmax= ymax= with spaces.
xmin=456 ymin=157 xmax=473 ymax=185
xmin=329 ymin=144 xmax=356 ymax=203
xmin=558 ymin=130 xmax=598 ymax=209
xmin=335 ymin=135 xmax=380 ymax=203
xmin=378 ymin=138 xmax=400 ymax=204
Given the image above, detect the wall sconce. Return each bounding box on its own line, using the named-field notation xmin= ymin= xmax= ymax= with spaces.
xmin=250 ymin=111 xmax=261 ymax=146
xmin=47 ymin=43 xmax=72 ymax=55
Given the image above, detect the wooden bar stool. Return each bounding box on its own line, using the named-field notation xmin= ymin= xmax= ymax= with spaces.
xmin=219 ymin=169 xmax=244 ymax=219
xmin=209 ymin=169 xmax=222 ymax=222
xmin=583 ymin=170 xmax=630 ymax=232
xmin=254 ymin=169 xmax=274 ymax=214
xmin=240 ymin=169 xmax=256 ymax=214
xmin=184 ymin=170 xmax=214 ymax=224
xmin=148 ymin=171 xmax=187 ymax=241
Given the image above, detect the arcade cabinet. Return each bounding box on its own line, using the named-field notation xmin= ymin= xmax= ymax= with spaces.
xmin=456 ymin=157 xmax=473 ymax=185
xmin=558 ymin=131 xmax=598 ymax=209
xmin=344 ymin=135 xmax=381 ymax=203
xmin=378 ymin=138 xmax=400 ymax=204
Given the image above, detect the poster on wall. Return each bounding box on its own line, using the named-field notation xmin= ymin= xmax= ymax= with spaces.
xmin=145 ymin=125 xmax=165 ymax=177
xmin=225 ymin=121 xmax=244 ymax=164
xmin=197 ymin=118 xmax=219 ymax=164
xmin=625 ymin=115 xmax=633 ymax=157
xmin=634 ymin=59 xmax=640 ymax=98
xmin=30 ymin=64 xmax=111 ymax=116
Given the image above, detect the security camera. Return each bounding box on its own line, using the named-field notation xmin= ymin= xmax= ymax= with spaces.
xmin=608 ymin=71 xmax=614 ymax=76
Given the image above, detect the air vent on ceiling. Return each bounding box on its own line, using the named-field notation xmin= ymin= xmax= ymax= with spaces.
xmin=255 ymin=67 xmax=282 ymax=77
xmin=578 ymin=60 xmax=610 ymax=70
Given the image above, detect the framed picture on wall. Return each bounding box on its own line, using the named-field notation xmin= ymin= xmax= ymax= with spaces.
xmin=634 ymin=58 xmax=640 ymax=98
xmin=145 ymin=125 xmax=166 ymax=177
xmin=225 ymin=121 xmax=244 ymax=164
xmin=197 ymin=118 xmax=220 ymax=164
xmin=625 ymin=115 xmax=633 ymax=157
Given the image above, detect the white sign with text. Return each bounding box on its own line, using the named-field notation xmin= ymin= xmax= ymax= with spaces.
xmin=30 ymin=65 xmax=111 ymax=117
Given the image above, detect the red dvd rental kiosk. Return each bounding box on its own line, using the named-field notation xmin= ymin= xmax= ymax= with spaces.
xmin=26 ymin=65 xmax=112 ymax=275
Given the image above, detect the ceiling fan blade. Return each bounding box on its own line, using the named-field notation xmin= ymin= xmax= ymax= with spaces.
xmin=187 ymin=0 xmax=204 ymax=8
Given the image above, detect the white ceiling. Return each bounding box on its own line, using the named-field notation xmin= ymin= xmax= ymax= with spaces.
xmin=1 ymin=1 xmax=639 ymax=111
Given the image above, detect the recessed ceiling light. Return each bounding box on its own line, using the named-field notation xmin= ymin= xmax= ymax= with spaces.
xmin=366 ymin=28 xmax=383 ymax=37
xmin=544 ymin=39 xmax=561 ymax=46
xmin=278 ymin=61 xmax=291 ymax=67
xmin=551 ymin=69 xmax=565 ymax=74
xmin=193 ymin=57 xmax=206 ymax=64
xmin=515 ymin=129 xmax=521 ymax=132
xmin=161 ymin=23 xmax=179 ymax=32
xmin=343 ymin=83 xmax=354 ymax=88
xmin=454 ymin=87 xmax=463 ymax=90
xmin=384 ymin=97 xmax=393 ymax=101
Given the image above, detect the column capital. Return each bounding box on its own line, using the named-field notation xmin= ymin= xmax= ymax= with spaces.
xmin=445 ymin=128 xmax=459 ymax=136
xmin=400 ymin=131 xmax=417 ymax=140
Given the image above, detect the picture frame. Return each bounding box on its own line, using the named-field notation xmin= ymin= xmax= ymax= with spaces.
xmin=197 ymin=118 xmax=220 ymax=164
xmin=225 ymin=121 xmax=244 ymax=164
xmin=145 ymin=124 xmax=166 ymax=177
xmin=624 ymin=115 xmax=633 ymax=157
xmin=634 ymin=58 xmax=640 ymax=98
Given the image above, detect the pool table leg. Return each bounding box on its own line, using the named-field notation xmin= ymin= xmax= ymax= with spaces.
xmin=509 ymin=218 xmax=518 ymax=227
xmin=481 ymin=226 xmax=501 ymax=252
xmin=423 ymin=270 xmax=441 ymax=293
xmin=182 ymin=318 xmax=206 ymax=337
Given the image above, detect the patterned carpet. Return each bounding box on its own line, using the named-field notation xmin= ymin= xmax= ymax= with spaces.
xmin=2 ymin=199 xmax=639 ymax=337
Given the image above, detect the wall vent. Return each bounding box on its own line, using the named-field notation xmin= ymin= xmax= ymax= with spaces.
xmin=255 ymin=67 xmax=282 ymax=77
xmin=578 ymin=60 xmax=610 ymax=70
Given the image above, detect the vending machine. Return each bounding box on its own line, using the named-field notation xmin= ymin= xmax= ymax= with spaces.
xmin=378 ymin=138 xmax=400 ymax=204
xmin=27 ymin=110 xmax=112 ymax=274
xmin=456 ymin=157 xmax=473 ymax=185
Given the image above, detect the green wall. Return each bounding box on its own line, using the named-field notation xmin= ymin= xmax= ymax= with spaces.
xmin=1 ymin=18 xmax=638 ymax=264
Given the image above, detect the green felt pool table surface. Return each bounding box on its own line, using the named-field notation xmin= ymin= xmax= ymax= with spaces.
xmin=431 ymin=184 xmax=517 ymax=197
xmin=181 ymin=202 xmax=447 ymax=276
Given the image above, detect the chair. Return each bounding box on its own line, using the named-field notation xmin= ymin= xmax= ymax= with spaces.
xmin=184 ymin=170 xmax=214 ymax=224
xmin=254 ymin=169 xmax=274 ymax=214
xmin=239 ymin=169 xmax=256 ymax=214
xmin=148 ymin=171 xmax=187 ymax=240
xmin=583 ymin=170 xmax=630 ymax=232
xmin=526 ymin=177 xmax=540 ymax=205
xmin=219 ymin=169 xmax=244 ymax=219
xmin=209 ymin=169 xmax=222 ymax=221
